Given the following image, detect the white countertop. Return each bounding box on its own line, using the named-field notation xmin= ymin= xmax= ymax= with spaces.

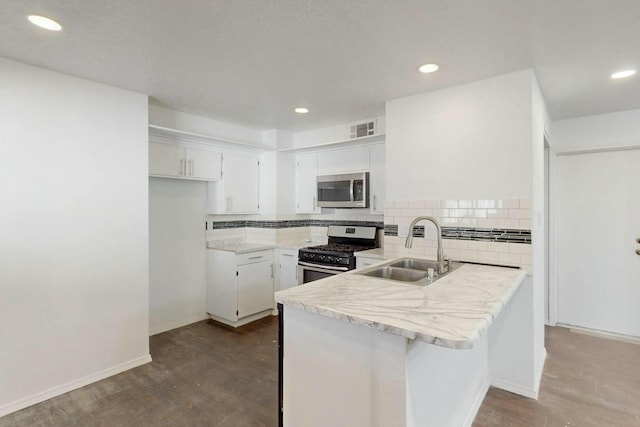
xmin=207 ymin=241 xmax=276 ymax=253
xmin=274 ymin=260 xmax=526 ymax=349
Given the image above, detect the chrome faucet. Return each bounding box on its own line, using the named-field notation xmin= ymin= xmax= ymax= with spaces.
xmin=405 ymin=216 xmax=448 ymax=275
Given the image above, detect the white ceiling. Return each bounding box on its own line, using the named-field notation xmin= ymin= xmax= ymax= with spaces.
xmin=2 ymin=0 xmax=640 ymax=132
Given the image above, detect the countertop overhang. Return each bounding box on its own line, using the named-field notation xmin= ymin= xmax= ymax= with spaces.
xmin=275 ymin=259 xmax=526 ymax=349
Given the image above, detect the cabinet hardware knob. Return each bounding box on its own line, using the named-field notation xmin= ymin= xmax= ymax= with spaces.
xmin=636 ymin=249 xmax=640 ymax=256
xmin=636 ymin=237 xmax=640 ymax=244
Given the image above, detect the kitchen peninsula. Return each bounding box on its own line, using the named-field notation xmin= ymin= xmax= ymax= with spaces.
xmin=275 ymin=259 xmax=539 ymax=427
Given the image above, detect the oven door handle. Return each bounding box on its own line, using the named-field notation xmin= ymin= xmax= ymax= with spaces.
xmin=298 ymin=261 xmax=350 ymax=272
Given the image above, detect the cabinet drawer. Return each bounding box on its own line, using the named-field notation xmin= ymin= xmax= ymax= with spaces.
xmin=236 ymin=250 xmax=274 ymax=265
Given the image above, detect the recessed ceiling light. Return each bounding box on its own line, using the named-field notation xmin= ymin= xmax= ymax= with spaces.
xmin=418 ymin=63 xmax=439 ymax=74
xmin=611 ymin=69 xmax=636 ymax=79
xmin=27 ymin=15 xmax=63 ymax=31
xmin=294 ymin=107 xmax=309 ymax=114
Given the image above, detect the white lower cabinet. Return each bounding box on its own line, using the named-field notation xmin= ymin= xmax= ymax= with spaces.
xmin=356 ymin=255 xmax=384 ymax=269
xmin=206 ymin=248 xmax=275 ymax=327
xmin=278 ymin=249 xmax=299 ymax=290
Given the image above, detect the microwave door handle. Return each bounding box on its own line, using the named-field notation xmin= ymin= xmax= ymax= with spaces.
xmin=350 ymin=179 xmax=355 ymax=202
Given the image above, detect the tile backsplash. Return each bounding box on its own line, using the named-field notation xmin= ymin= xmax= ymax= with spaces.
xmin=384 ymin=199 xmax=532 ymax=270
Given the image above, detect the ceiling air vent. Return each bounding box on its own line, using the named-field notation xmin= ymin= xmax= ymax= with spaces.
xmin=349 ymin=120 xmax=376 ymax=139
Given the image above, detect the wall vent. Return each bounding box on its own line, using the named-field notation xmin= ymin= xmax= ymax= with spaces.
xmin=349 ymin=120 xmax=376 ymax=139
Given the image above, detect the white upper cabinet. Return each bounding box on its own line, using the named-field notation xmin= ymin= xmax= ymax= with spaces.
xmin=295 ymin=153 xmax=320 ymax=213
xmin=149 ymin=141 xmax=221 ymax=181
xmin=209 ymin=151 xmax=260 ymax=214
xmin=317 ymin=146 xmax=370 ymax=175
xmin=186 ymin=147 xmax=222 ymax=181
xmin=149 ymin=142 xmax=185 ymax=178
xmin=369 ymin=144 xmax=385 ymax=215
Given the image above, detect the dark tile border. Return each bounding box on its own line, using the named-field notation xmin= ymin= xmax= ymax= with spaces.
xmin=384 ymin=225 xmax=531 ymax=244
xmin=209 ymin=219 xmax=385 ymax=230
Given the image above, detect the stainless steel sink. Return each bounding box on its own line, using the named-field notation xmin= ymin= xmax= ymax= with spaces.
xmin=389 ymin=258 xmax=439 ymax=271
xmin=360 ymin=266 xmax=429 ymax=282
xmin=355 ymin=257 xmax=463 ymax=284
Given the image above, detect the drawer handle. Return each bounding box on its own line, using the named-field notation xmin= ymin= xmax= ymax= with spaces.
xmin=249 ymin=256 xmax=263 ymax=260
xmin=282 ymin=254 xmax=294 ymax=257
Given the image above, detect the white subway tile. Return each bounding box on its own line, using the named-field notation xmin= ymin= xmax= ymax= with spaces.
xmin=519 ymin=219 xmax=532 ymax=229
xmin=487 ymin=208 xmax=509 ymax=219
xmin=498 ymin=219 xmax=520 ymax=229
xmin=385 ymin=200 xmax=394 ymax=209
xmin=441 ymin=200 xmax=458 ymax=208
xmin=458 ymin=218 xmax=478 ymax=227
xmin=424 ymin=200 xmax=441 ymax=208
xmin=394 ymin=200 xmax=409 ymax=208
xmin=478 ymin=251 xmax=499 ymax=262
xmin=458 ymin=200 xmax=474 ymax=208
xmin=442 ymin=217 xmax=459 ymax=225
xmin=408 ymin=200 xmax=427 ymax=208
xmin=487 ymin=242 xmax=509 ymax=253
xmin=472 ymin=209 xmax=488 ymax=218
xmin=509 ymin=243 xmax=532 ymax=254
xmin=450 ymin=208 xmax=468 ymax=218
xmin=468 ymin=240 xmax=488 ymax=251
xmin=477 ymin=199 xmax=497 ymax=209
xmin=433 ymin=208 xmax=450 ymax=217
xmin=415 ymin=208 xmax=434 ymax=217
xmin=520 ymin=253 xmax=532 ymax=265
xmin=498 ymin=252 xmax=521 ymax=264
xmin=497 ymin=199 xmax=520 ymax=209
xmin=519 ymin=199 xmax=532 ymax=209
xmin=509 ymin=209 xmax=531 ymax=219
xmin=449 ymin=240 xmax=469 ymax=250
xmin=477 ymin=219 xmax=499 ymax=228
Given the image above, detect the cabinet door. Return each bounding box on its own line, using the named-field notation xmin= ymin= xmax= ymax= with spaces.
xmin=317 ymin=146 xmax=370 ymax=175
xmin=369 ymin=144 xmax=385 ymax=214
xmin=186 ymin=147 xmax=221 ymax=181
xmin=279 ymin=251 xmax=299 ymax=290
xmin=149 ymin=142 xmax=184 ymax=177
xmin=222 ymin=152 xmax=260 ymax=213
xmin=237 ymin=261 xmax=274 ymax=318
xmin=295 ymin=153 xmax=320 ymax=213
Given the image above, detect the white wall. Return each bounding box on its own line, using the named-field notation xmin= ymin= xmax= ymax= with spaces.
xmin=0 ymin=57 xmax=149 ymax=415
xmin=386 ymin=70 xmax=534 ymax=200
xmin=149 ymin=178 xmax=208 ymax=335
xmin=550 ymin=109 xmax=640 ymax=152
xmin=530 ymin=76 xmax=548 ymax=380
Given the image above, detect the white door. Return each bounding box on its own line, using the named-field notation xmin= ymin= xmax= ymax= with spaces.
xmin=555 ymin=149 xmax=640 ymax=337
xmin=237 ymin=261 xmax=274 ymax=318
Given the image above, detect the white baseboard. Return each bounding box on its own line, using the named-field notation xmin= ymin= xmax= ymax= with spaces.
xmin=208 ymin=309 xmax=272 ymax=328
xmin=0 ymin=354 xmax=152 ymax=418
xmin=558 ymin=323 xmax=640 ymax=345
xmin=490 ymin=377 xmax=538 ymax=399
xmin=463 ymin=376 xmax=491 ymax=427
xmin=533 ymin=347 xmax=547 ymax=397
xmin=149 ymin=313 xmax=209 ymax=336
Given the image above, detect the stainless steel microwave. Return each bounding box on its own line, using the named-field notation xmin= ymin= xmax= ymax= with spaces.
xmin=316 ymin=172 xmax=369 ymax=208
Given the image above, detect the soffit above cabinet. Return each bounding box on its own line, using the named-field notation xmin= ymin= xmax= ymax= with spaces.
xmin=149 ymin=125 xmax=275 ymax=152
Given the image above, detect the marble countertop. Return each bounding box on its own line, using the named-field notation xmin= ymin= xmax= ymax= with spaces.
xmin=207 ymin=242 xmax=276 ymax=253
xmin=274 ymin=260 xmax=526 ymax=349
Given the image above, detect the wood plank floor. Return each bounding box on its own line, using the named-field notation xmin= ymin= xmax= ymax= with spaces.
xmin=2 ymin=319 xmax=639 ymax=426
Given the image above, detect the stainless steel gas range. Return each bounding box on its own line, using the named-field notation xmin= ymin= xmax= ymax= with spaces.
xmin=297 ymin=225 xmax=379 ymax=284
